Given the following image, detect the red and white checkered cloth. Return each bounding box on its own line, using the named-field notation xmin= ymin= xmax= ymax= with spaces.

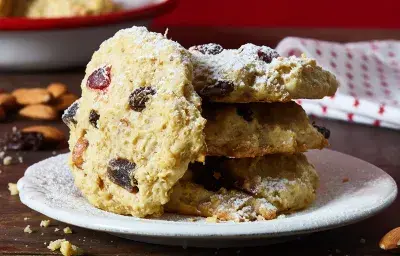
xmin=276 ymin=37 xmax=400 ymax=129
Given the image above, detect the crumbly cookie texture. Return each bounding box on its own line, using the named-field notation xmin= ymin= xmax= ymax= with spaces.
xmin=204 ymin=101 xmax=329 ymax=157
xmin=190 ymin=43 xmax=339 ymax=102
xmin=166 ymin=179 xmax=277 ymax=222
xmin=64 ymin=27 xmax=206 ymax=217
xmin=17 ymin=0 xmax=115 ymax=18
xmin=193 ymin=154 xmax=319 ymax=212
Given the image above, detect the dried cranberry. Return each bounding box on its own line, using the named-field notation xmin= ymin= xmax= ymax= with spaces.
xmin=200 ymin=81 xmax=234 ymax=98
xmin=4 ymin=130 xmax=44 ymax=151
xmin=191 ymin=44 xmax=224 ymax=55
xmin=128 ymin=87 xmax=156 ymax=112
xmin=87 ymin=65 xmax=111 ymax=90
xmin=257 ymin=48 xmax=280 ymax=63
xmin=89 ymin=110 xmax=100 ymax=128
xmin=62 ymin=101 xmax=79 ymax=126
xmin=236 ymin=105 xmax=254 ymax=122
xmin=107 ymin=158 xmax=138 ymax=193
xmin=313 ymin=122 xmax=331 ymax=139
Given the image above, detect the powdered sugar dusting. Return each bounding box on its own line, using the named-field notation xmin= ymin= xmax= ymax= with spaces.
xmin=16 ymin=150 xmax=397 ymax=241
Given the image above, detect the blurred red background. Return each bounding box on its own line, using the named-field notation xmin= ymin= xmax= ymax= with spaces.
xmin=154 ymin=0 xmax=400 ymax=28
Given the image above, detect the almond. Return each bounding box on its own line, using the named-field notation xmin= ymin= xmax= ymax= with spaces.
xmin=380 ymin=227 xmax=400 ymax=252
xmin=0 ymin=93 xmax=17 ymax=109
xmin=53 ymin=93 xmax=79 ymax=111
xmin=22 ymin=126 xmax=65 ymax=142
xmin=72 ymin=136 xmax=89 ymax=169
xmin=12 ymin=88 xmax=52 ymax=105
xmin=19 ymin=104 xmax=58 ymax=120
xmin=0 ymin=106 xmax=5 ymax=121
xmin=47 ymin=83 xmax=68 ymax=99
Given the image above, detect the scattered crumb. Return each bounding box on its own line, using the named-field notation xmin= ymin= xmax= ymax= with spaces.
xmin=0 ymin=151 xmax=5 ymax=158
xmin=206 ymin=216 xmax=219 ymax=223
xmin=60 ymin=241 xmax=83 ymax=256
xmin=52 ymin=151 xmax=57 ymax=155
xmin=360 ymin=238 xmax=366 ymax=244
xmin=12 ymin=126 xmax=17 ymax=133
xmin=335 ymin=249 xmax=341 ymax=253
xmin=277 ymin=214 xmax=286 ymax=219
xmin=8 ymin=183 xmax=19 ymax=195
xmin=48 ymin=239 xmax=66 ymax=251
xmin=18 ymin=156 xmax=23 ymax=163
xmin=44 ymin=242 xmax=47 ymax=245
xmin=63 ymin=227 xmax=72 ymax=234
xmin=41 ymin=233 xmax=44 ymax=236
xmin=342 ymin=177 xmax=349 ymax=183
xmin=54 ymin=228 xmax=60 ymax=232
xmin=25 ymin=245 xmax=28 ymax=247
xmin=24 ymin=217 xmax=29 ymax=221
xmin=24 ymin=225 xmax=33 ymax=234
xmin=3 ymin=156 xmax=12 ymax=165
xmin=40 ymin=220 xmax=51 ymax=228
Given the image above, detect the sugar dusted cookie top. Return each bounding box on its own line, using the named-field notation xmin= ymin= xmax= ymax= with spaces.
xmin=190 ymin=43 xmax=339 ymax=102
xmin=66 ymin=27 xmax=206 ymax=217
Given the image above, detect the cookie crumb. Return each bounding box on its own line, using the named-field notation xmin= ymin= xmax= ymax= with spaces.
xmin=360 ymin=238 xmax=366 ymax=244
xmin=8 ymin=183 xmax=19 ymax=195
xmin=40 ymin=220 xmax=51 ymax=228
xmin=0 ymin=151 xmax=5 ymax=158
xmin=24 ymin=217 xmax=29 ymax=221
xmin=63 ymin=227 xmax=73 ymax=234
xmin=24 ymin=225 xmax=33 ymax=234
xmin=54 ymin=228 xmax=60 ymax=232
xmin=3 ymin=156 xmax=12 ymax=165
xmin=60 ymin=240 xmax=84 ymax=256
xmin=342 ymin=177 xmax=349 ymax=183
xmin=206 ymin=216 xmax=219 ymax=223
xmin=48 ymin=239 xmax=66 ymax=251
xmin=18 ymin=156 xmax=24 ymax=163
xmin=52 ymin=151 xmax=57 ymax=155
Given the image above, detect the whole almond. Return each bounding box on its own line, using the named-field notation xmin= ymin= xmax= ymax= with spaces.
xmin=380 ymin=227 xmax=400 ymax=252
xmin=72 ymin=136 xmax=89 ymax=169
xmin=0 ymin=93 xmax=17 ymax=109
xmin=22 ymin=125 xmax=65 ymax=142
xmin=19 ymin=104 xmax=58 ymax=120
xmin=53 ymin=93 xmax=79 ymax=111
xmin=0 ymin=106 xmax=5 ymax=121
xmin=47 ymin=83 xmax=68 ymax=99
xmin=12 ymin=88 xmax=52 ymax=105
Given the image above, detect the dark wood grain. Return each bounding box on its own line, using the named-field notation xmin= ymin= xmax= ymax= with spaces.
xmin=0 ymin=27 xmax=399 ymax=256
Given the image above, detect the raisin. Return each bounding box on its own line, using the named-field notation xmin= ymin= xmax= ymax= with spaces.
xmin=62 ymin=101 xmax=79 ymax=126
xmin=313 ymin=122 xmax=331 ymax=139
xmin=191 ymin=44 xmax=224 ymax=55
xmin=87 ymin=65 xmax=111 ymax=90
xmin=190 ymin=158 xmax=235 ymax=192
xmin=236 ymin=105 xmax=254 ymax=122
xmin=200 ymin=81 xmax=234 ymax=98
xmin=257 ymin=48 xmax=280 ymax=63
xmin=107 ymin=158 xmax=138 ymax=193
xmin=72 ymin=137 xmax=89 ymax=169
xmin=4 ymin=130 xmax=44 ymax=151
xmin=128 ymin=87 xmax=156 ymax=112
xmin=201 ymin=103 xmax=218 ymax=121
xmin=89 ymin=110 xmax=100 ymax=128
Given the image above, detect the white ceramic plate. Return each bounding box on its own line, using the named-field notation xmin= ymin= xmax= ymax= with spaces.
xmin=17 ymin=150 xmax=397 ymax=248
xmin=0 ymin=0 xmax=174 ymax=71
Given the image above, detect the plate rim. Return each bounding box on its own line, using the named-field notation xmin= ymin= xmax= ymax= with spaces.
xmin=17 ymin=149 xmax=398 ymax=238
xmin=0 ymin=0 xmax=176 ymax=31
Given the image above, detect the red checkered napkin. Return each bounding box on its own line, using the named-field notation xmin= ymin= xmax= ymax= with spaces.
xmin=276 ymin=37 xmax=400 ymax=129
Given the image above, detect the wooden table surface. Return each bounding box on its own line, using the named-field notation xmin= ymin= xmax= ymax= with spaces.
xmin=1 ymin=28 xmax=400 ymax=256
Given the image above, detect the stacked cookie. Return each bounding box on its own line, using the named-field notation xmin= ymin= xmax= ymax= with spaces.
xmin=63 ymin=27 xmax=338 ymax=221
xmin=165 ymin=44 xmax=338 ymax=221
